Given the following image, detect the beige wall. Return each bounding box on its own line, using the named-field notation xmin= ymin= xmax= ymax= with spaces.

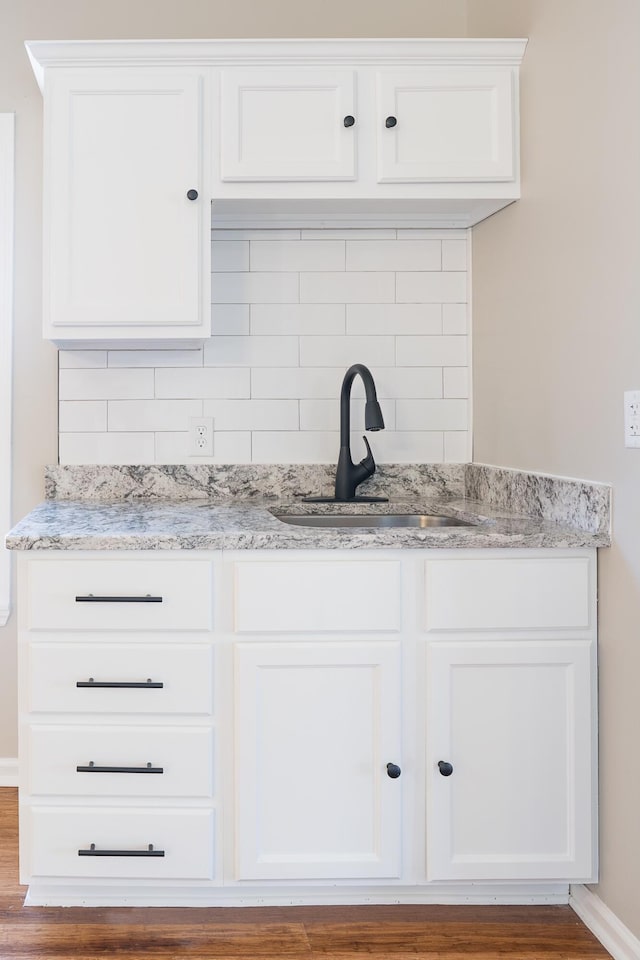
xmin=0 ymin=0 xmax=467 ymax=753
xmin=468 ymin=0 xmax=640 ymax=939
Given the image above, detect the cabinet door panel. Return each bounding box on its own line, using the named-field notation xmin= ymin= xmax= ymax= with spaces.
xmin=47 ymin=70 xmax=205 ymax=331
xmin=234 ymin=641 xmax=402 ymax=880
xmin=426 ymin=640 xmax=594 ymax=881
xmin=377 ymin=69 xmax=514 ymax=182
xmin=221 ymin=70 xmax=356 ymax=180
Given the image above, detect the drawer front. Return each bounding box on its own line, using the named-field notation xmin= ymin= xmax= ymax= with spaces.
xmin=26 ymin=559 xmax=213 ymax=632
xmin=425 ymin=557 xmax=592 ymax=633
xmin=28 ymin=643 xmax=213 ymax=715
xmin=26 ymin=807 xmax=214 ymax=880
xmin=26 ymin=725 xmax=213 ymax=798
xmin=234 ymin=560 xmax=402 ymax=634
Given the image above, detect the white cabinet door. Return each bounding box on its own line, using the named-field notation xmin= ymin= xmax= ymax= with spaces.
xmin=220 ymin=70 xmax=357 ymax=180
xmin=426 ymin=640 xmax=594 ymax=881
xmin=377 ymin=69 xmax=515 ymax=182
xmin=45 ymin=69 xmax=209 ymax=339
xmin=234 ymin=640 xmax=402 ymax=880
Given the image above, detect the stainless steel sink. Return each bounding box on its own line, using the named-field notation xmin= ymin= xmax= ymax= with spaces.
xmin=274 ymin=514 xmax=474 ymax=529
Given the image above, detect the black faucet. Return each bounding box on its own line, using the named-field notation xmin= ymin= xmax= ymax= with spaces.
xmin=334 ymin=364 xmax=386 ymax=501
xmin=302 ymin=363 xmax=388 ymax=503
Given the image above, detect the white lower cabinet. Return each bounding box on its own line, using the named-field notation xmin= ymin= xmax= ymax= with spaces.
xmin=17 ymin=547 xmax=597 ymax=905
xmin=426 ymin=640 xmax=594 ymax=881
xmin=233 ymin=640 xmax=402 ymax=880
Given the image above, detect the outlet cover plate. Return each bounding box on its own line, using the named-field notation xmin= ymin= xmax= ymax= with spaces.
xmin=189 ymin=416 xmax=214 ymax=457
xmin=624 ymin=390 xmax=640 ymax=448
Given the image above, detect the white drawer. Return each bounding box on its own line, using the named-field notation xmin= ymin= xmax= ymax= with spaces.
xmin=26 ymin=558 xmax=213 ymax=632
xmin=25 ymin=725 xmax=214 ymax=798
xmin=425 ymin=556 xmax=592 ymax=633
xmin=234 ymin=560 xmax=401 ymax=633
xmin=27 ymin=643 xmax=213 ymax=715
xmin=25 ymin=807 xmax=214 ymax=880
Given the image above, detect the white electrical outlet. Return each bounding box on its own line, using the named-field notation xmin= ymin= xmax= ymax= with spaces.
xmin=189 ymin=416 xmax=214 ymax=457
xmin=624 ymin=391 xmax=640 ymax=448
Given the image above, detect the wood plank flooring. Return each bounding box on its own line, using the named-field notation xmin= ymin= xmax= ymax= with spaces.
xmin=0 ymin=788 xmax=611 ymax=960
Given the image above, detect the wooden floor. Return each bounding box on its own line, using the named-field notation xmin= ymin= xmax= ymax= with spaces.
xmin=0 ymin=789 xmax=611 ymax=960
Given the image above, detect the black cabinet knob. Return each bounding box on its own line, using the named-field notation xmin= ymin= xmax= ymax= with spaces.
xmin=438 ymin=760 xmax=454 ymax=777
xmin=343 ymin=115 xmax=355 ymax=128
xmin=385 ymin=116 xmax=397 ymax=129
xmin=386 ymin=762 xmax=401 ymax=779
xmin=186 ymin=189 xmax=199 ymax=201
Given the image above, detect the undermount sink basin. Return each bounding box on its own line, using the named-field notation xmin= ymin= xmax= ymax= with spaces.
xmin=274 ymin=514 xmax=474 ymax=529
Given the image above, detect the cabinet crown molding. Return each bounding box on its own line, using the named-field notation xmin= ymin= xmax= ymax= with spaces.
xmin=26 ymin=37 xmax=528 ymax=90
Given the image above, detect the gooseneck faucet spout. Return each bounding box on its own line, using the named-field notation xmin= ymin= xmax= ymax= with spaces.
xmin=334 ymin=364 xmax=387 ymax=502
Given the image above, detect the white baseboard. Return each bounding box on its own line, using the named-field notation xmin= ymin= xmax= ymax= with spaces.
xmin=0 ymin=758 xmax=18 ymax=787
xmin=570 ymin=884 xmax=640 ymax=960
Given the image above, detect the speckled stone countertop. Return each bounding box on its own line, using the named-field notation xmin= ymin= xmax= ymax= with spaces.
xmin=5 ymin=496 xmax=611 ymax=552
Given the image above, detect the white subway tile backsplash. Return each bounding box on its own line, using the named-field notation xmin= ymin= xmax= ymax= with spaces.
xmin=211 ymin=240 xmax=250 ymax=272
xmin=59 ymin=432 xmax=155 ymax=464
xmin=300 ymin=271 xmax=395 ymax=304
xmin=107 ymin=348 xmax=203 ymax=368
xmin=108 ymin=399 xmax=203 ymax=432
xmin=251 ymin=240 xmax=345 ymax=272
xmin=59 ymin=351 xmax=107 ymax=369
xmin=350 ymin=368 xmax=443 ymax=400
xmin=346 ymin=240 xmax=440 ymax=272
xmin=396 ymin=271 xmax=467 ymax=304
xmin=396 ymin=336 xmax=468 ymax=367
xmin=58 ymin=228 xmax=470 ymax=466
xmin=155 ymin=430 xmax=252 ymax=463
xmin=60 ymin=368 xmax=154 ymax=401
xmin=251 ymin=304 xmax=345 ymax=336
xmin=212 ymin=229 xmax=301 ymax=241
xmin=442 ymin=239 xmax=468 ymax=271
xmin=204 ymin=335 xmax=299 ymax=367
xmin=252 ymin=431 xmax=339 ymax=463
xmin=301 ymin=229 xmax=397 ymax=239
xmin=155 ymin=367 xmax=250 ymax=399
xmin=211 ymin=304 xmax=250 ymax=335
xmin=59 ymin=401 xmax=107 ymax=433
xmin=212 ymin=272 xmax=299 ymax=304
xmin=443 ymin=367 xmax=469 ymax=399
xmin=299 ymin=335 xmax=394 ymax=368
xmin=396 ymin=399 xmax=468 ymax=431
xmin=373 ymin=431 xmax=445 ymax=463
xmin=251 ymin=367 xmax=345 ymax=400
xmin=444 ymin=431 xmax=470 ymax=463
xmin=202 ymin=399 xmax=299 ymax=431
xmin=442 ymin=303 xmax=468 ymax=335
xmin=346 ymin=304 xmax=441 ymax=336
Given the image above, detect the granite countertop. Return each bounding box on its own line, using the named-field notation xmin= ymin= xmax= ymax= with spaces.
xmin=4 ymin=496 xmax=611 ymax=552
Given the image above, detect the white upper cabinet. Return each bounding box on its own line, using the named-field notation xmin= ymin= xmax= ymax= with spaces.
xmin=220 ymin=70 xmax=357 ymax=181
xmin=38 ymin=63 xmax=211 ymax=344
xmin=376 ymin=69 xmax=515 ymax=183
xmin=27 ymin=39 xmax=526 ymax=343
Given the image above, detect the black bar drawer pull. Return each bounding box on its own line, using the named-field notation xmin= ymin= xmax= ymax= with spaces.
xmin=78 ymin=843 xmax=164 ymax=858
xmin=76 ymin=761 xmax=164 ymax=774
xmin=76 ymin=678 xmax=164 ymax=689
xmin=75 ymin=594 xmax=163 ymax=603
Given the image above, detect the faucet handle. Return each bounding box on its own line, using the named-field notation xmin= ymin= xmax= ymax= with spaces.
xmin=359 ymin=436 xmax=376 ymax=476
